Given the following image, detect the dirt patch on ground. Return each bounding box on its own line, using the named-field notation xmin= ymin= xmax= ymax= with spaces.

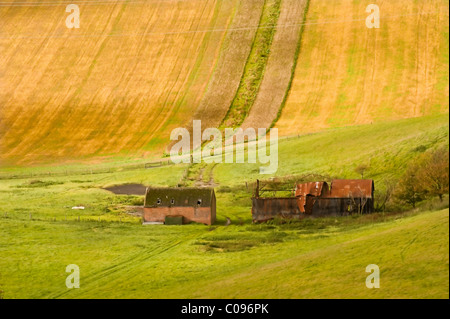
xmin=104 ymin=184 xmax=147 ymax=195
xmin=125 ymin=206 xmax=144 ymax=217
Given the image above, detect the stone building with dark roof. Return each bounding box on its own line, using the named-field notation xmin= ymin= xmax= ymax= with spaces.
xmin=143 ymin=187 xmax=216 ymax=225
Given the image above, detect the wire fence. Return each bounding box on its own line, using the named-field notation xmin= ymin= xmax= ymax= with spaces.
xmin=0 ymin=131 xmax=326 ymax=181
xmin=0 ymin=159 xmax=173 ymax=181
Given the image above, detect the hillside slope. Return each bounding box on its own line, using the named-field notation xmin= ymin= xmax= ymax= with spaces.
xmin=0 ymin=0 xmax=236 ymax=165
xmin=0 ymin=114 xmax=447 ymax=222
xmin=0 ymin=0 xmax=448 ymax=166
xmin=276 ymin=0 xmax=449 ymax=135
xmin=179 ymin=209 xmax=449 ymax=299
xmin=0 ymin=207 xmax=447 ymax=298
xmin=0 ymin=114 xmax=448 ymax=298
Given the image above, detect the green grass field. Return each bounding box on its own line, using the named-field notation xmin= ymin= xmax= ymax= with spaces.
xmin=0 ymin=115 xmax=448 ymax=298
xmin=0 ymin=208 xmax=447 ymax=298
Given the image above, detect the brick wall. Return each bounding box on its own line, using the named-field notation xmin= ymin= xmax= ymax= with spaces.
xmin=143 ymin=206 xmax=214 ymax=225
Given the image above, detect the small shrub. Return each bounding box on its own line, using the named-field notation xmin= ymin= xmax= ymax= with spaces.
xmin=245 ymin=224 xmax=276 ymax=232
xmin=412 ymin=145 xmax=427 ymax=153
xmin=395 ymin=147 xmax=449 ymax=208
xmin=15 ymin=180 xmax=64 ymax=188
xmin=217 ymin=186 xmax=232 ymax=193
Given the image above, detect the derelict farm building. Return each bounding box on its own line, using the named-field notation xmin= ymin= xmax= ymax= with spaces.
xmin=143 ymin=187 xmax=216 ymax=225
xmin=252 ymin=179 xmax=374 ymax=222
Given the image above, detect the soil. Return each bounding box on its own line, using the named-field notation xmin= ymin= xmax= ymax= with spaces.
xmin=103 ymin=184 xmax=147 ymax=195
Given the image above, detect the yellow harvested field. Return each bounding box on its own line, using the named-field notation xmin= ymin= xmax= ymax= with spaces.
xmin=275 ymin=0 xmax=449 ymax=136
xmin=0 ymin=0 xmax=235 ymax=165
xmin=0 ymin=0 xmax=448 ymax=166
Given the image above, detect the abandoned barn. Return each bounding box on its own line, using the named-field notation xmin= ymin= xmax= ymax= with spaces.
xmin=252 ymin=179 xmax=374 ymax=222
xmin=143 ymin=187 xmax=216 ymax=225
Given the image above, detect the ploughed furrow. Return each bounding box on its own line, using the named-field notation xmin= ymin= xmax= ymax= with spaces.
xmin=220 ymin=0 xmax=282 ymax=129
xmin=241 ymin=0 xmax=309 ymax=131
xmin=192 ymin=0 xmax=265 ymax=130
xmin=138 ymin=0 xmax=237 ymax=152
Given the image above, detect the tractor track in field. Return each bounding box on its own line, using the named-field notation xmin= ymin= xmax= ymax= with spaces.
xmin=400 ymin=223 xmax=442 ymax=263
xmin=47 ymin=231 xmax=205 ymax=299
xmin=220 ymin=0 xmax=282 ymax=129
xmin=242 ymin=0 xmax=309 ymax=130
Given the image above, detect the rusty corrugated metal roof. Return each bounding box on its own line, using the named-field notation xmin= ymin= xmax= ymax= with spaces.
xmin=295 ymin=181 xmax=328 ymax=198
xmin=295 ymin=182 xmax=329 ymax=213
xmin=328 ymin=179 xmax=374 ymax=198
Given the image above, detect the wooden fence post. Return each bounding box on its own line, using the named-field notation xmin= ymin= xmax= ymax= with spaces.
xmin=256 ymin=180 xmax=260 ymax=198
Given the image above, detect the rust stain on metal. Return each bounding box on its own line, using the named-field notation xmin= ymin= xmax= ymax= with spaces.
xmin=327 ymin=179 xmax=374 ymax=198
xmin=295 ymin=181 xmax=329 ymax=213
